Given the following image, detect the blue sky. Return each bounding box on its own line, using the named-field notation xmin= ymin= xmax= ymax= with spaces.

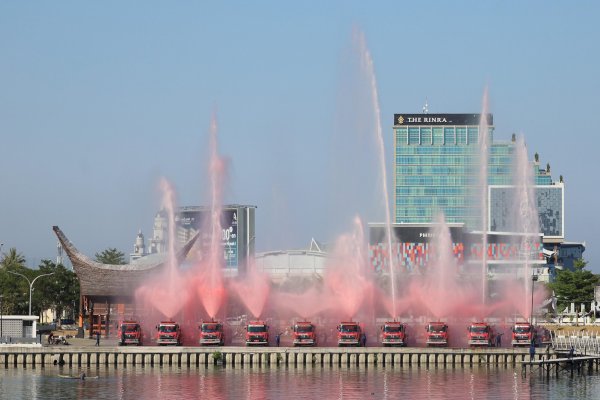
xmin=0 ymin=1 xmax=598 ymax=272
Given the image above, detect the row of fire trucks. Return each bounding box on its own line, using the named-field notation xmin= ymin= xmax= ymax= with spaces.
xmin=116 ymin=319 xmax=545 ymax=347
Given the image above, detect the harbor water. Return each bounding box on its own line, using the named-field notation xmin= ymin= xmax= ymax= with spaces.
xmin=2 ymin=364 xmax=600 ymax=400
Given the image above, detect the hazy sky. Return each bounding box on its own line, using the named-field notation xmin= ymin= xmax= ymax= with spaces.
xmin=1 ymin=2 xmax=598 ymax=272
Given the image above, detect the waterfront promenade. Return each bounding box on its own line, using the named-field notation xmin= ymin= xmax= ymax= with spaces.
xmin=1 ymin=340 xmax=533 ymax=369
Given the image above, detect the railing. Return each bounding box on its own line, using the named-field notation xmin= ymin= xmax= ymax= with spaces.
xmin=551 ymin=331 xmax=600 ymax=356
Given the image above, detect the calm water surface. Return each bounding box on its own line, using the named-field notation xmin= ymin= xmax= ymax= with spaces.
xmin=2 ymin=365 xmax=600 ymax=400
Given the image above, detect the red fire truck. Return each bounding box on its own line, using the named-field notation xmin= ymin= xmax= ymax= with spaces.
xmin=426 ymin=321 xmax=449 ymax=347
xmin=118 ymin=320 xmax=143 ymax=346
xmin=292 ymin=321 xmax=317 ymax=347
xmin=467 ymin=322 xmax=493 ymax=347
xmin=199 ymin=320 xmax=225 ymax=346
xmin=245 ymin=321 xmax=269 ymax=346
xmin=337 ymin=321 xmax=362 ymax=347
xmin=512 ymin=322 xmax=536 ymax=347
xmin=381 ymin=321 xmax=408 ymax=347
xmin=156 ymin=321 xmax=182 ymax=346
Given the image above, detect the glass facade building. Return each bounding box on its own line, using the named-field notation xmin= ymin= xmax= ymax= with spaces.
xmin=394 ymin=114 xmax=501 ymax=229
xmin=393 ymin=113 xmax=560 ymax=236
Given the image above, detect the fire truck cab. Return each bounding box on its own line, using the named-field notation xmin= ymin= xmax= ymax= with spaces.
xmin=199 ymin=321 xmax=225 ymax=346
xmin=426 ymin=322 xmax=449 ymax=347
xmin=292 ymin=321 xmax=317 ymax=346
xmin=381 ymin=321 xmax=407 ymax=347
xmin=512 ymin=322 xmax=535 ymax=347
xmin=156 ymin=321 xmax=182 ymax=346
xmin=245 ymin=321 xmax=269 ymax=346
xmin=467 ymin=322 xmax=493 ymax=347
xmin=337 ymin=321 xmax=362 ymax=347
xmin=118 ymin=321 xmax=143 ymax=346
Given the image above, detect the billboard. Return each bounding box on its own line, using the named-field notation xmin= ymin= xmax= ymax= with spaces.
xmin=221 ymin=209 xmax=238 ymax=268
xmin=174 ymin=207 xmax=239 ymax=269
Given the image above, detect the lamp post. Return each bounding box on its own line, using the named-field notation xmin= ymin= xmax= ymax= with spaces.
xmin=531 ymin=273 xmax=538 ymax=324
xmin=1 ymin=294 xmax=4 ymax=340
xmin=7 ymin=271 xmax=54 ymax=316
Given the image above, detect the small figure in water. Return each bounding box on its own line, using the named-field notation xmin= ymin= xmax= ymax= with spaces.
xmin=79 ymin=372 xmax=86 ymax=380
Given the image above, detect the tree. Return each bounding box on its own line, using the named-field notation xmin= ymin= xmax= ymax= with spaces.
xmin=1 ymin=247 xmax=26 ymax=269
xmin=548 ymin=258 xmax=599 ymax=312
xmin=0 ymin=249 xmax=32 ymax=315
xmin=37 ymin=260 xmax=80 ymax=320
xmin=94 ymin=248 xmax=126 ymax=265
xmin=0 ymin=269 xmax=29 ymax=315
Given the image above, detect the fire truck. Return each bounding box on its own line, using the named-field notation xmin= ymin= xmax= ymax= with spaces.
xmin=245 ymin=321 xmax=269 ymax=346
xmin=381 ymin=321 xmax=407 ymax=347
xmin=426 ymin=322 xmax=449 ymax=347
xmin=118 ymin=320 xmax=143 ymax=346
xmin=337 ymin=321 xmax=362 ymax=347
xmin=291 ymin=321 xmax=316 ymax=347
xmin=156 ymin=321 xmax=182 ymax=346
xmin=467 ymin=322 xmax=493 ymax=347
xmin=199 ymin=320 xmax=225 ymax=346
xmin=512 ymin=322 xmax=536 ymax=347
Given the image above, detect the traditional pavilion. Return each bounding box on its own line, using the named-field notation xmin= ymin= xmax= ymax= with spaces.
xmin=53 ymin=226 xmax=199 ymax=338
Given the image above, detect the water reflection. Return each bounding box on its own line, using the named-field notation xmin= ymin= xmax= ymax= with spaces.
xmin=1 ymin=365 xmax=600 ymax=400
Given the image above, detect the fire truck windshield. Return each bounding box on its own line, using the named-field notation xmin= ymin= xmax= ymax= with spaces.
xmin=248 ymin=325 xmax=267 ymax=333
xmin=122 ymin=324 xmax=139 ymax=332
xmin=340 ymin=325 xmax=359 ymax=333
xmin=201 ymin=324 xmax=220 ymax=332
xmin=514 ymin=326 xmax=531 ymax=333
xmin=428 ymin=324 xmax=447 ymax=332
xmin=384 ymin=325 xmax=402 ymax=333
xmin=469 ymin=326 xmax=489 ymax=333
xmin=159 ymin=325 xmax=177 ymax=333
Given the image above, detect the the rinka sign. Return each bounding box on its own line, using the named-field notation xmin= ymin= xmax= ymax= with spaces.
xmin=394 ymin=113 xmax=493 ymax=126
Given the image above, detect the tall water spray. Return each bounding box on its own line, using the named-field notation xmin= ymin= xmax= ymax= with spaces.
xmin=195 ymin=112 xmax=227 ymax=318
xmin=512 ymin=137 xmax=540 ymax=320
xmin=354 ymin=29 xmax=397 ymax=318
xmin=135 ymin=179 xmax=191 ymax=319
xmin=478 ymin=89 xmax=490 ymax=304
xmin=324 ymin=216 xmax=372 ymax=319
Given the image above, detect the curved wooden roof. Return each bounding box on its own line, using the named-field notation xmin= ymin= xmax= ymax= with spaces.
xmin=53 ymin=226 xmax=199 ymax=299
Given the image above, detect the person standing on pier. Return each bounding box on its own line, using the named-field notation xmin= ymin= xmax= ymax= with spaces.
xmin=95 ymin=331 xmax=100 ymax=346
xmin=569 ymin=345 xmax=575 ymax=359
xmin=529 ymin=340 xmax=536 ymax=362
xmin=495 ymin=333 xmax=503 ymax=347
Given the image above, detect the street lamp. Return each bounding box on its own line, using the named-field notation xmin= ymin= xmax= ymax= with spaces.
xmin=7 ymin=271 xmax=55 ymax=316
xmin=531 ymin=273 xmax=538 ymax=324
xmin=1 ymin=294 xmax=4 ymax=340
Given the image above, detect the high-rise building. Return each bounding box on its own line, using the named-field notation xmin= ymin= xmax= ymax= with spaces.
xmin=393 ymin=113 xmax=561 ymax=238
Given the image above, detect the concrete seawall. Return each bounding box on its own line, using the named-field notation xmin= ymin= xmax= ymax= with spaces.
xmin=1 ymin=346 xmax=535 ymax=368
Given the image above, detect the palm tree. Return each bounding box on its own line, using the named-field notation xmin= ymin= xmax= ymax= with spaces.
xmin=1 ymin=247 xmax=26 ymax=269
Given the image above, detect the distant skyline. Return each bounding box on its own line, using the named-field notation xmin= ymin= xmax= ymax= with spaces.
xmin=1 ymin=2 xmax=598 ymax=272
